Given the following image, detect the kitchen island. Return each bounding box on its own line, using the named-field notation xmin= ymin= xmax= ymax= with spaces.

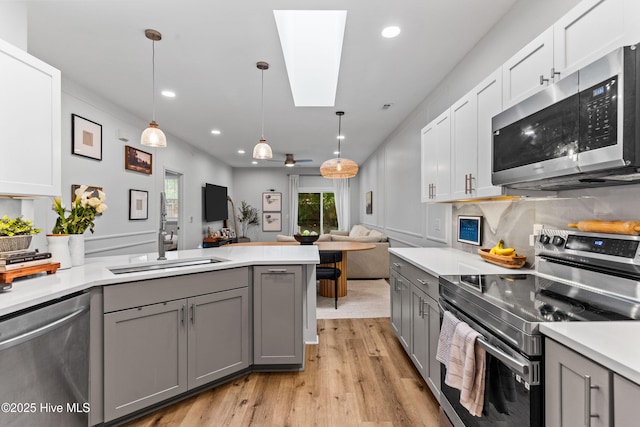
xmin=0 ymin=245 xmax=319 ymax=426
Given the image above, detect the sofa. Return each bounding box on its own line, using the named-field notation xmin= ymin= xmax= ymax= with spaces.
xmin=276 ymin=224 xmax=389 ymax=279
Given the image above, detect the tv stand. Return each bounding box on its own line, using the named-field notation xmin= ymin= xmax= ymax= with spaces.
xmin=202 ymin=237 xmax=237 ymax=248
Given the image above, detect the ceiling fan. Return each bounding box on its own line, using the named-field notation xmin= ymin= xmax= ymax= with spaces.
xmin=266 ymin=153 xmax=313 ymax=167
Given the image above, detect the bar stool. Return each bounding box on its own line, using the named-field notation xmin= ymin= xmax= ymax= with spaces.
xmin=316 ymin=251 xmax=342 ymax=309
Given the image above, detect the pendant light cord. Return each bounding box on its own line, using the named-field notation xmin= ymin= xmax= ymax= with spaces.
xmin=337 ymin=114 xmax=342 ymax=159
xmin=261 ymin=68 xmax=265 ymax=139
xmin=152 ymin=39 xmax=156 ymax=122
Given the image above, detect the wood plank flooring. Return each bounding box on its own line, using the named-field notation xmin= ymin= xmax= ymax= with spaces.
xmin=122 ymin=318 xmax=439 ymax=427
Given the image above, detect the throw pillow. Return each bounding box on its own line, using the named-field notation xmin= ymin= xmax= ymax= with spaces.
xmin=368 ymin=229 xmax=387 ymax=241
xmin=318 ymin=233 xmax=332 ymax=242
xmin=276 ymin=235 xmax=296 ymax=242
xmin=349 ymin=224 xmax=370 ymax=237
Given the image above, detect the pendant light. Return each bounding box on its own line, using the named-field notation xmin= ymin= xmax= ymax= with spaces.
xmin=141 ymin=29 xmax=167 ymax=148
xmin=320 ymin=111 xmax=359 ymax=178
xmin=252 ymin=61 xmax=273 ymax=159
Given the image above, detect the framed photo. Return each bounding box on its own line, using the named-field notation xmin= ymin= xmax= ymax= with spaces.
xmin=71 ymin=184 xmax=102 ymax=202
xmin=72 ymin=114 xmax=102 ymax=160
xmin=262 ymin=192 xmax=282 ymax=212
xmin=262 ymin=212 xmax=282 ymax=232
xmin=366 ymin=191 xmax=373 ymax=214
xmin=457 ymin=215 xmax=482 ymax=246
xmin=129 ymin=189 xmax=149 ymax=220
xmin=125 ymin=145 xmax=153 ymax=175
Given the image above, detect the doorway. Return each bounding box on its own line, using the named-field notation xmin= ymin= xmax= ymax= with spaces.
xmin=164 ymin=169 xmax=183 ymax=251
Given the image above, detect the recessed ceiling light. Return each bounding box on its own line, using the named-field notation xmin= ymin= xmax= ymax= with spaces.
xmin=161 ymin=90 xmax=176 ymax=98
xmin=381 ymin=26 xmax=401 ymax=38
xmin=251 ymin=161 xmax=258 ymax=165
xmin=237 ymin=149 xmax=245 ymax=154
xmin=274 ymin=10 xmax=347 ymax=107
xmin=211 ymin=129 xmax=221 ymax=135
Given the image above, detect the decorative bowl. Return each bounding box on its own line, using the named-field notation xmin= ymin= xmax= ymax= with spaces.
xmin=0 ymin=235 xmax=33 ymax=253
xmin=478 ymin=248 xmax=527 ymax=269
xmin=293 ymin=234 xmax=320 ymax=245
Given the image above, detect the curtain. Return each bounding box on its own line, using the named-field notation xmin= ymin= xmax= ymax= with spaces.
xmin=333 ymin=178 xmax=350 ymax=231
xmin=288 ymin=174 xmax=299 ymax=235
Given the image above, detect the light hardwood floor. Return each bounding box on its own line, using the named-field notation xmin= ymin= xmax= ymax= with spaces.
xmin=122 ymin=318 xmax=440 ymax=426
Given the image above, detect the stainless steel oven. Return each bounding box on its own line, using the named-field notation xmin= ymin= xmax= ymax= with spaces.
xmin=439 ymin=229 xmax=640 ymax=427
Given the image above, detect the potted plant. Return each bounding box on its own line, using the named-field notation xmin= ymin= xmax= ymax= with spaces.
xmin=237 ymin=201 xmax=260 ymax=239
xmin=0 ymin=215 xmax=41 ymax=252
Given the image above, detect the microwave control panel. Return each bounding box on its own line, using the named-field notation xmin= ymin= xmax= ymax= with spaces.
xmin=580 ymin=75 xmax=618 ymax=150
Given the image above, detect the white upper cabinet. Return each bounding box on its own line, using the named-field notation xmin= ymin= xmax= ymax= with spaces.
xmin=502 ymin=27 xmax=554 ymax=109
xmin=474 ymin=68 xmax=504 ymax=198
xmin=450 ymin=93 xmax=477 ymax=200
xmin=554 ymin=0 xmax=625 ymax=77
xmin=0 ymin=38 xmax=61 ymax=197
xmin=421 ymin=109 xmax=451 ymax=202
xmin=503 ymin=0 xmax=629 ymax=109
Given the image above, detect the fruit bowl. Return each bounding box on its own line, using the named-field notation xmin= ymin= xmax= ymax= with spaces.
xmin=293 ymin=234 xmax=319 ymax=245
xmin=478 ymin=248 xmax=527 ymax=269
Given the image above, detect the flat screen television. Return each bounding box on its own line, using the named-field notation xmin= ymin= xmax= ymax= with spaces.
xmin=203 ymin=183 xmax=228 ymax=222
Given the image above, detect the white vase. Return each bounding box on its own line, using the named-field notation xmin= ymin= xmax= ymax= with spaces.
xmin=46 ymin=234 xmax=71 ymax=270
xmin=68 ymin=234 xmax=85 ymax=267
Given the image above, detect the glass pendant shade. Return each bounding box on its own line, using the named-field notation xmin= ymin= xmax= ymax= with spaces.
xmin=252 ymin=138 xmax=273 ymax=159
xmin=320 ymin=157 xmax=359 ymax=178
xmin=141 ymin=120 xmax=167 ymax=147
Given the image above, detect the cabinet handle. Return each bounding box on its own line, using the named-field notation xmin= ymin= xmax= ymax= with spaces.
xmin=551 ymin=67 xmax=561 ymax=79
xmin=393 ymin=262 xmax=402 ymax=268
xmin=540 ymin=75 xmax=549 ymax=85
xmin=464 ymin=174 xmax=469 ymax=194
xmin=418 ymin=297 xmax=424 ymax=317
xmin=422 ymin=300 xmax=429 ymax=318
xmin=467 ymin=173 xmax=474 ymax=194
xmin=584 ymin=375 xmax=600 ymax=426
xmin=396 ymin=279 xmax=403 ymax=292
xmin=268 ymin=268 xmax=288 ymax=273
xmin=417 ymin=279 xmax=428 ymax=286
xmin=190 ymin=303 xmax=195 ymax=324
xmin=181 ymin=304 xmax=186 ymax=325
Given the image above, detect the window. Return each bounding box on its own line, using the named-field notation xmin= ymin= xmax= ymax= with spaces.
xmin=164 ymin=174 xmax=179 ymax=220
xmin=298 ymin=192 xmax=337 ymax=234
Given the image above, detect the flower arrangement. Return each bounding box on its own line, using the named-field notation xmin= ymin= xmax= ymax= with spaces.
xmin=0 ymin=215 xmax=41 ymax=236
xmin=52 ymin=185 xmax=108 ymax=234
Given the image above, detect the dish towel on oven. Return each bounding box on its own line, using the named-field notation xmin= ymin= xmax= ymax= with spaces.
xmin=436 ymin=310 xmax=461 ymax=369
xmin=445 ymin=321 xmax=487 ymax=417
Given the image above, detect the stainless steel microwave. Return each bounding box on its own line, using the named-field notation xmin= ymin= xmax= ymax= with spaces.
xmin=492 ymin=43 xmax=640 ymax=190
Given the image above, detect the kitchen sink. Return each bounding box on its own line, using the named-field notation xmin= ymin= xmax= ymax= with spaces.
xmin=108 ymin=257 xmax=225 ymax=274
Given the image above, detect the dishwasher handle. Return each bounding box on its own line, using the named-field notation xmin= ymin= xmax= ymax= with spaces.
xmin=0 ymin=305 xmax=89 ymax=351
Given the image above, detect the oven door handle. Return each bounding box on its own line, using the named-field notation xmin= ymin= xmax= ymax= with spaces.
xmin=476 ymin=338 xmax=529 ymax=379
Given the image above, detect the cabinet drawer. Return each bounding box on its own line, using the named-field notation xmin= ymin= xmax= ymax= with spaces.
xmin=390 ymin=255 xmax=438 ymax=300
xmin=104 ymin=268 xmax=249 ymax=313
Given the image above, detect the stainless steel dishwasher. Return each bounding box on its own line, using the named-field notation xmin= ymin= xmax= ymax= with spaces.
xmin=0 ymin=291 xmax=91 ymax=427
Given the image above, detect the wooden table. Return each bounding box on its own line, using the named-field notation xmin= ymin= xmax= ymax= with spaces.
xmin=228 ymin=241 xmax=375 ymax=298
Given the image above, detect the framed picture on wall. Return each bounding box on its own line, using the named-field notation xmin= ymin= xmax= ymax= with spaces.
xmin=129 ymin=189 xmax=149 ymax=220
xmin=125 ymin=145 xmax=153 ymax=175
xmin=262 ymin=192 xmax=282 ymax=212
xmin=262 ymin=212 xmax=282 ymax=232
xmin=366 ymin=191 xmax=373 ymax=214
xmin=72 ymin=114 xmax=102 ymax=160
xmin=457 ymin=215 xmax=482 ymax=246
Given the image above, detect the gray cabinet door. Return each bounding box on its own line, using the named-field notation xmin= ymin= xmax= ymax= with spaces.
xmin=390 ymin=270 xmax=402 ymax=338
xmin=187 ymin=287 xmax=250 ymax=389
xmin=426 ymin=297 xmax=441 ymax=400
xmin=410 ymin=284 xmax=429 ymax=378
xmin=104 ymin=299 xmax=187 ymax=422
xmin=613 ymin=374 xmax=640 ymax=426
xmin=253 ymin=266 xmax=303 ymax=365
xmin=545 ymin=338 xmax=611 ymax=427
xmin=399 ymin=275 xmax=412 ymax=352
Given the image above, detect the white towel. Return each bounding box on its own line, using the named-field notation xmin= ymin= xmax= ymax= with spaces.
xmin=436 ymin=310 xmax=461 ymax=369
xmin=445 ymin=322 xmax=487 ymax=417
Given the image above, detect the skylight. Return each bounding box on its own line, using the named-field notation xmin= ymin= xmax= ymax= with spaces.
xmin=274 ymin=10 xmax=347 ymax=107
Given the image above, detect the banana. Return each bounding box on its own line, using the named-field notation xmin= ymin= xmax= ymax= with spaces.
xmin=495 ymin=247 xmax=515 ymax=256
xmin=489 ymin=240 xmax=504 ymax=255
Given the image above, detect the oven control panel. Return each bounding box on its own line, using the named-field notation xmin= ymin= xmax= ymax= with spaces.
xmin=536 ymin=228 xmax=640 ymax=263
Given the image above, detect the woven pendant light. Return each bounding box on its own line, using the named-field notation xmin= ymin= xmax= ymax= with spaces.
xmin=320 ymin=111 xmax=358 ymax=178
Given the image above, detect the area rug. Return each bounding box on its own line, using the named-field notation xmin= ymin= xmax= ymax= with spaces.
xmin=317 ymin=279 xmax=390 ymax=319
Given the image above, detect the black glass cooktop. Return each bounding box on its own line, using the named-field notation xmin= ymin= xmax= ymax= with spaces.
xmin=440 ymin=273 xmax=632 ymax=323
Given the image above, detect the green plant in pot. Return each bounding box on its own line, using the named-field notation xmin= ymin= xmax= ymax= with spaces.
xmin=0 ymin=215 xmax=41 ymax=252
xmin=237 ymin=201 xmax=260 ymax=238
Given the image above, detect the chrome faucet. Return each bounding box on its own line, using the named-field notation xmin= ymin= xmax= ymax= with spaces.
xmin=158 ymin=192 xmax=167 ymax=260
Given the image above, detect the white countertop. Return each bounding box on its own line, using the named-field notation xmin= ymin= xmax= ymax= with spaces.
xmin=540 ymin=322 xmax=640 ymax=385
xmin=389 ymin=247 xmax=533 ymax=276
xmin=0 ymin=245 xmax=319 ymax=318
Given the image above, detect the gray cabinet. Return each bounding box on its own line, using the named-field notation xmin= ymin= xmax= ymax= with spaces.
xmin=253 ymin=266 xmax=303 ymax=365
xmin=545 ymin=338 xmax=611 ymax=427
xmin=104 ymin=299 xmax=187 ymax=421
xmin=103 ymin=269 xmax=250 ymax=422
xmin=390 ymin=255 xmax=440 ymax=399
xmin=613 ymin=374 xmax=640 ymax=426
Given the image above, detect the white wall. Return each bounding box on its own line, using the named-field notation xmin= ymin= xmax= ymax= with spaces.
xmin=0 ymin=2 xmax=27 ymax=50
xmin=358 ymin=0 xmax=583 ymax=248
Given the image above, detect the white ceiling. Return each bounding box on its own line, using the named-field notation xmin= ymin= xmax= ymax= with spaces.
xmin=24 ymin=0 xmax=518 ymax=168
